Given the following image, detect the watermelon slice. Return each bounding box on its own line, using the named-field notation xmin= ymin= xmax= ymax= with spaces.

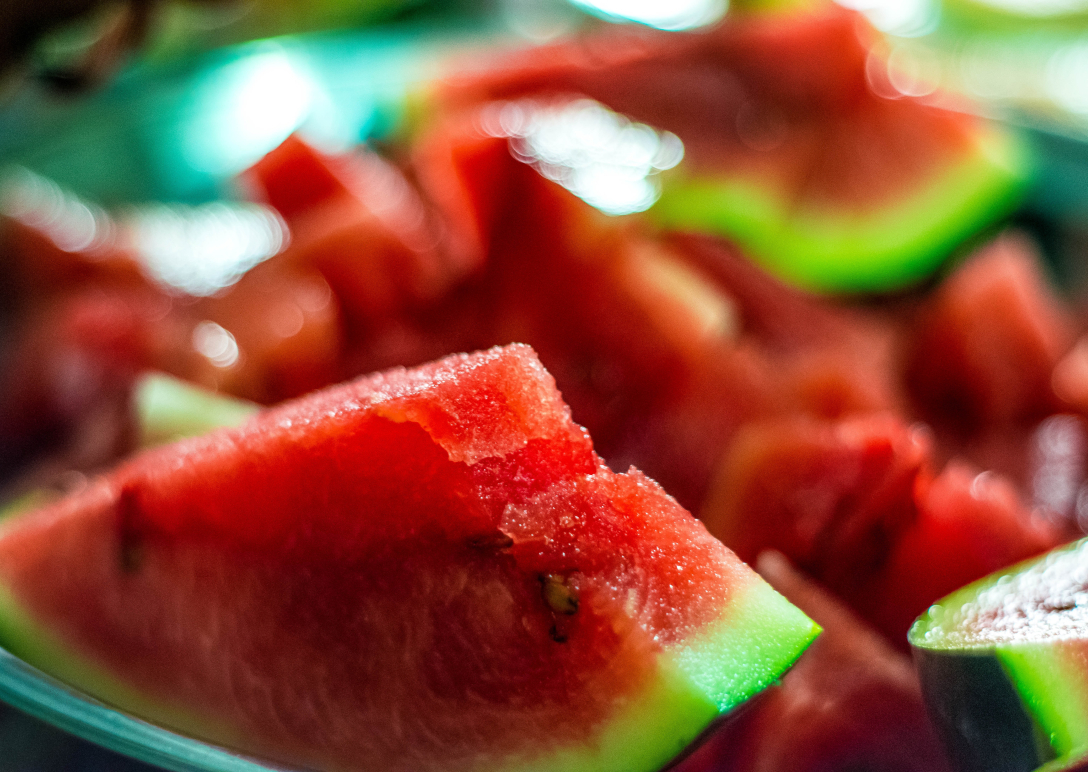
xmin=910 ymin=537 xmax=1088 ymax=772
xmin=0 ymin=345 xmax=818 ymax=772
xmin=431 ymin=6 xmax=1028 ymax=293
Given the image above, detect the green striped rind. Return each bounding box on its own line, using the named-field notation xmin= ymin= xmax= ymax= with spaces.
xmin=501 ymin=577 xmax=819 ymax=772
xmin=672 ymin=576 xmax=820 ymax=712
xmin=135 ymin=373 xmax=259 ymax=448
xmin=651 ymin=122 xmax=1029 ymax=293
xmin=0 ymin=581 xmax=241 ymax=756
xmin=910 ymin=538 xmax=1088 ymax=771
xmin=997 ymin=643 xmax=1088 ymax=769
xmin=0 ymin=568 xmax=816 ymax=772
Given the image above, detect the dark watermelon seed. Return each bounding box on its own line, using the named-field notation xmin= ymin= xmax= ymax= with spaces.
xmin=548 ymin=624 xmax=568 ymax=644
xmin=119 ymin=539 xmax=144 ymax=574
xmin=467 ymin=532 xmax=514 ymax=551
xmin=116 ymin=486 xmax=145 ymax=575
xmin=541 ymin=573 xmax=579 ymax=616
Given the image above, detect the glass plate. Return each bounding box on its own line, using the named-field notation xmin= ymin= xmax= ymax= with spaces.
xmin=0 ymin=643 xmax=293 ymax=772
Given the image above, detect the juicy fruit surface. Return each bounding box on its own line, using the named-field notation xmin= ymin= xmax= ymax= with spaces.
xmin=0 ymin=7 xmax=1081 ymax=772
xmin=912 ymin=538 xmax=1088 ymax=650
xmin=434 ymin=6 xmax=1026 ymax=292
xmin=911 ymin=539 xmax=1088 ymax=770
xmin=0 ymin=345 xmax=817 ymax=772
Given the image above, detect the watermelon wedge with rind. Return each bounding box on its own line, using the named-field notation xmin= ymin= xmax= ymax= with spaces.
xmin=653 ymin=122 xmax=1028 ymax=293
xmin=910 ymin=537 xmax=1088 ymax=772
xmin=0 ymin=572 xmax=814 ymax=772
xmin=429 ymin=7 xmax=1030 ymax=294
xmin=0 ymin=345 xmax=818 ymax=772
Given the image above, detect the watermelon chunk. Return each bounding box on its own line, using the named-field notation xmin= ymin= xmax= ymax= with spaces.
xmin=701 ymin=413 xmax=929 ymax=583
xmin=904 ymin=233 xmax=1074 ymax=432
xmin=431 ymin=6 xmax=1027 ymax=293
xmin=0 ymin=345 xmax=818 ymax=772
xmin=859 ymin=460 xmax=1061 ymax=644
xmin=911 ymin=536 xmax=1088 ymax=772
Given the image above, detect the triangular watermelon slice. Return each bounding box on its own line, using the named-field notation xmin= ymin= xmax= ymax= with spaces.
xmin=431 ymin=6 xmax=1028 ymax=293
xmin=910 ymin=536 xmax=1088 ymax=772
xmin=0 ymin=345 xmax=818 ymax=772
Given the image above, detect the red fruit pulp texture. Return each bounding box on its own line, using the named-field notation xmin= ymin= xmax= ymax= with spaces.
xmin=701 ymin=414 xmax=929 ymax=598
xmin=905 ymin=233 xmax=1074 ymax=432
xmin=239 ymin=134 xmax=353 ymax=221
xmin=0 ymin=9 xmax=1084 ymax=768
xmin=433 ymin=5 xmax=980 ymax=214
xmin=0 ymin=345 xmax=755 ymax=772
xmin=250 ymin=139 xmax=465 ymax=325
xmin=855 ymin=461 xmax=1061 ymax=641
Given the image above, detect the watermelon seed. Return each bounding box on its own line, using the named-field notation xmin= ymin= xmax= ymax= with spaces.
xmin=468 ymin=532 xmax=514 ymax=551
xmin=549 ymin=624 xmax=568 ymax=644
xmin=120 ymin=539 xmax=144 ymax=574
xmin=117 ymin=486 xmax=145 ymax=575
xmin=541 ymin=573 xmax=579 ymax=616
xmin=1043 ymin=598 xmax=1077 ymax=612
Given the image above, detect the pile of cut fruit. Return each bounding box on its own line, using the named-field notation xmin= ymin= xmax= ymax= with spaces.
xmin=1 ymin=4 xmax=1087 ymax=771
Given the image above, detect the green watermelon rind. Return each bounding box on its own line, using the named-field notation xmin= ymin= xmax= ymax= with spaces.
xmin=506 ymin=576 xmax=818 ymax=772
xmin=135 ymin=373 xmax=260 ymax=449
xmin=0 ymin=562 xmax=816 ymax=772
xmin=651 ymin=121 xmax=1029 ymax=293
xmin=940 ymin=0 xmax=1088 ymax=32
xmin=910 ymin=538 xmax=1088 ymax=771
xmin=671 ymin=576 xmax=820 ymax=712
xmin=0 ymin=581 xmax=258 ymax=768
xmin=995 ymin=644 xmax=1088 ymax=765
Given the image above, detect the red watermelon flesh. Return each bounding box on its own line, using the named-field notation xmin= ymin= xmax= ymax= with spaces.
xmin=245 ymin=135 xmax=474 ymax=326
xmin=663 ymin=231 xmax=903 ymax=420
xmin=854 ymin=460 xmax=1061 ymax=643
xmin=905 ymin=232 xmax=1074 ymax=433
xmin=393 ymin=113 xmax=907 ymax=509
xmin=699 ymin=413 xmax=930 ymax=604
xmin=179 ymin=259 xmax=344 ymax=403
xmin=409 ymin=122 xmax=517 ymax=279
xmin=697 ymin=407 xmax=1063 ymax=644
xmin=431 ymin=6 xmax=987 ymax=214
xmin=0 ymin=344 xmax=818 ymax=772
xmin=241 ymin=134 xmax=354 ymax=221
